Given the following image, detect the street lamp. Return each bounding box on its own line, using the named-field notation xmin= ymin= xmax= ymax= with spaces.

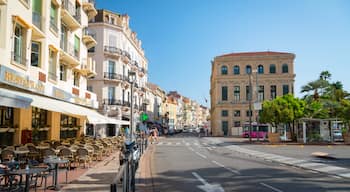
xmin=248 ymin=71 xmax=253 ymax=143
xmin=128 ymin=71 xmax=136 ymax=141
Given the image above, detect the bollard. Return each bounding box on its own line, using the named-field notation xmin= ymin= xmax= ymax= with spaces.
xmin=110 ymin=183 xmax=117 ymax=192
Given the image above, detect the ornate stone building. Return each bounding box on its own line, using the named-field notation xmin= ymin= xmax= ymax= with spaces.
xmin=210 ymin=51 xmax=295 ymax=136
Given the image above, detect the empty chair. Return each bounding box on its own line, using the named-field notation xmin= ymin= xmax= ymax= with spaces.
xmin=75 ymin=148 xmax=91 ymax=168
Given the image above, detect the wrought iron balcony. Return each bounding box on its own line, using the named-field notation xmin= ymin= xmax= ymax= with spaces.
xmin=61 ymin=0 xmax=81 ymax=30
xmin=103 ymin=72 xmax=124 ymax=81
xmin=103 ymin=99 xmax=122 ymax=106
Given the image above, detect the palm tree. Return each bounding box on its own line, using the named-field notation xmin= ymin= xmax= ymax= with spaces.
xmin=300 ymin=79 xmax=329 ymax=101
xmin=319 ymin=70 xmax=332 ymax=81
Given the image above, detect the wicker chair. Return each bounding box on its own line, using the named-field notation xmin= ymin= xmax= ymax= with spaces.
xmin=75 ymin=148 xmax=91 ymax=168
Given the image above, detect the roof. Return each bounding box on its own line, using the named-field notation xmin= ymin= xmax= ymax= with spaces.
xmin=217 ymin=51 xmax=294 ymax=58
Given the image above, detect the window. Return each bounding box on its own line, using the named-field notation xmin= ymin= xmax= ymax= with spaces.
xmin=221 ymin=65 xmax=228 ymax=75
xmin=32 ymin=107 xmax=47 ymax=128
xmin=50 ymin=2 xmax=58 ymax=32
xmin=234 ymin=86 xmax=240 ymax=102
xmin=246 ymin=85 xmax=252 ymax=101
xmin=60 ymin=24 xmax=67 ymax=50
xmin=108 ymin=60 xmax=115 ymax=74
xmin=246 ymin=110 xmax=252 ymax=117
xmin=258 ymin=65 xmax=264 ymax=74
xmin=13 ymin=24 xmax=26 ymax=65
xmin=222 ymin=86 xmax=228 ymax=101
xmin=48 ymin=49 xmax=57 ymax=81
xmin=31 ymin=41 xmax=41 ymax=67
xmin=0 ymin=107 xmax=14 ymax=127
xmin=60 ymin=114 xmax=78 ymax=139
xmin=282 ymin=64 xmax=288 ymax=73
xmin=234 ymin=110 xmax=240 ymax=117
xmin=269 ymin=64 xmax=276 ymax=74
xmin=271 ymin=85 xmax=277 ymax=99
xmin=221 ymin=110 xmax=228 ymax=117
xmin=234 ymin=121 xmax=241 ymax=127
xmin=73 ymin=71 xmax=80 ymax=87
xmin=74 ymin=35 xmax=80 ymax=59
xmin=283 ymin=85 xmax=289 ymax=95
xmin=59 ymin=64 xmax=67 ymax=81
xmin=246 ymin=65 xmax=252 ymax=74
xmin=108 ymin=87 xmax=115 ymax=104
xmin=87 ymin=86 xmax=93 ymax=92
xmin=258 ymin=85 xmax=264 ymax=101
xmin=222 ymin=121 xmax=228 ymax=133
xmin=233 ymin=65 xmax=240 ymax=75
xmin=32 ymin=0 xmax=42 ymax=29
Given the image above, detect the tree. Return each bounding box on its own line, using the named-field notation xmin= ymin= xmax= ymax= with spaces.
xmin=260 ymin=94 xmax=305 ymax=140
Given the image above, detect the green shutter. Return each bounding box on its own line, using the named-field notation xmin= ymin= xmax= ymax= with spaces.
xmin=74 ymin=36 xmax=80 ymax=51
xmin=32 ymin=0 xmax=42 ymax=13
xmin=50 ymin=3 xmax=57 ymax=19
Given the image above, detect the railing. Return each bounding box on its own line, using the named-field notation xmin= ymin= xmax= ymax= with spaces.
xmin=11 ymin=52 xmax=27 ymax=66
xmin=110 ymin=137 xmax=148 ymax=192
xmin=122 ymin=50 xmax=131 ymax=60
xmin=103 ymin=99 xmax=123 ymax=106
xmin=104 ymin=46 xmax=123 ymax=55
xmin=32 ymin=12 xmax=42 ymax=30
xmin=62 ymin=0 xmax=76 ymax=17
xmin=103 ymin=72 xmax=124 ymax=81
xmin=123 ymin=101 xmax=131 ymax=107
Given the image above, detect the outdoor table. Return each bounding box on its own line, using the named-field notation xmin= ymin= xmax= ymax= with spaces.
xmin=14 ymin=150 xmax=30 ymax=161
xmin=43 ymin=157 xmax=69 ymax=190
xmin=11 ymin=167 xmax=46 ymax=192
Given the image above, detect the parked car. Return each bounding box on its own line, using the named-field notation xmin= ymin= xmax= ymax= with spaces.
xmin=333 ymin=130 xmax=343 ymax=141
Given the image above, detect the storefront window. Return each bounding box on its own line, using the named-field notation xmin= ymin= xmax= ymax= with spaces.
xmin=32 ymin=107 xmax=48 ymax=142
xmin=60 ymin=114 xmax=78 ymax=139
xmin=0 ymin=106 xmax=15 ymax=146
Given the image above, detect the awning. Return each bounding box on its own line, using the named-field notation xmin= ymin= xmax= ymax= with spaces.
xmin=0 ymin=88 xmax=33 ymax=108
xmin=0 ymin=88 xmax=129 ymax=125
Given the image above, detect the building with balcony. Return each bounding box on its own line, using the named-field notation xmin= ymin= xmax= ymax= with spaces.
xmin=0 ymin=0 xmax=123 ymax=145
xmin=87 ymin=9 xmax=148 ymax=132
xmin=210 ymin=51 xmax=295 ymax=136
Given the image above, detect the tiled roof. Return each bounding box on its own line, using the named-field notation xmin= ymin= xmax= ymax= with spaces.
xmin=217 ymin=51 xmax=293 ymax=58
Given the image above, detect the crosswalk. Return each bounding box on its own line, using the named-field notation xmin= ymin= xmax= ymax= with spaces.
xmin=153 ymin=141 xmax=217 ymax=150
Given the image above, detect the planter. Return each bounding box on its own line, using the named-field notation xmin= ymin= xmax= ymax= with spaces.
xmin=268 ymin=132 xmax=280 ymax=143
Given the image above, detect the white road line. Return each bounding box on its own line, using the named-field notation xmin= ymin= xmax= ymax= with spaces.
xmin=212 ymin=161 xmax=241 ymax=175
xmin=189 ymin=147 xmax=194 ymax=151
xmin=260 ymin=183 xmax=283 ymax=192
xmin=196 ymin=152 xmax=207 ymax=159
xmin=158 ymin=142 xmax=163 ymax=145
xmin=166 ymin=142 xmax=172 ymax=145
xmin=186 ymin=143 xmax=190 ymax=146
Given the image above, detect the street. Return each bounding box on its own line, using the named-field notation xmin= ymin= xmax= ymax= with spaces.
xmin=150 ymin=133 xmax=350 ymax=192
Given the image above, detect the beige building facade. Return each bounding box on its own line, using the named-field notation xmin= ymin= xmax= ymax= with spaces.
xmin=210 ymin=51 xmax=295 ymax=136
xmin=87 ymin=9 xmax=148 ymax=135
xmin=0 ymin=0 xmax=119 ymax=145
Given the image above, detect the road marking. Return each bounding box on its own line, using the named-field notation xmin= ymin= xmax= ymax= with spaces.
xmin=176 ymin=142 xmax=181 ymax=145
xmin=192 ymin=172 xmax=225 ymax=192
xmin=189 ymin=147 xmax=194 ymax=151
xmin=212 ymin=161 xmax=240 ymax=175
xmin=158 ymin=142 xmax=163 ymax=145
xmin=166 ymin=142 xmax=172 ymax=145
xmin=260 ymin=182 xmax=283 ymax=192
xmin=196 ymin=152 xmax=207 ymax=159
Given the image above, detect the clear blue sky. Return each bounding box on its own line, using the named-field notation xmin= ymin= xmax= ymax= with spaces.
xmin=96 ymin=0 xmax=350 ymax=107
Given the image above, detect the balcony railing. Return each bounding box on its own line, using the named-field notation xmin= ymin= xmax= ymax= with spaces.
xmin=11 ymin=52 xmax=27 ymax=66
xmin=103 ymin=72 xmax=124 ymax=81
xmin=104 ymin=46 xmax=122 ymax=55
xmin=103 ymin=99 xmax=122 ymax=106
xmin=60 ymin=41 xmax=76 ymax=59
xmin=62 ymin=0 xmax=76 ymax=17
xmin=122 ymin=50 xmax=131 ymax=60
xmin=122 ymin=101 xmax=131 ymax=107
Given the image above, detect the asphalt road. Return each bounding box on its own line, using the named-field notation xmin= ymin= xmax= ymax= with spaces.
xmin=151 ymin=133 xmax=350 ymax=192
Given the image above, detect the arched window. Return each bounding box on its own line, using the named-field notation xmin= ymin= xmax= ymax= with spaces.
xmin=233 ymin=65 xmax=240 ymax=75
xmin=246 ymin=65 xmax=252 ymax=74
xmin=282 ymin=64 xmax=288 ymax=73
xmin=221 ymin=65 xmax=228 ymax=75
xmin=269 ymin=64 xmax=276 ymax=74
xmin=258 ymin=65 xmax=264 ymax=74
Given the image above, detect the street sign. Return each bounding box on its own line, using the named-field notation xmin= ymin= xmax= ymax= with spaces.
xmin=140 ymin=113 xmax=149 ymax=121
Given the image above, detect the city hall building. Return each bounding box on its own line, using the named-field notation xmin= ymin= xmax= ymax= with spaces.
xmin=210 ymin=51 xmax=295 ymax=136
xmin=0 ymin=0 xmax=124 ymax=146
